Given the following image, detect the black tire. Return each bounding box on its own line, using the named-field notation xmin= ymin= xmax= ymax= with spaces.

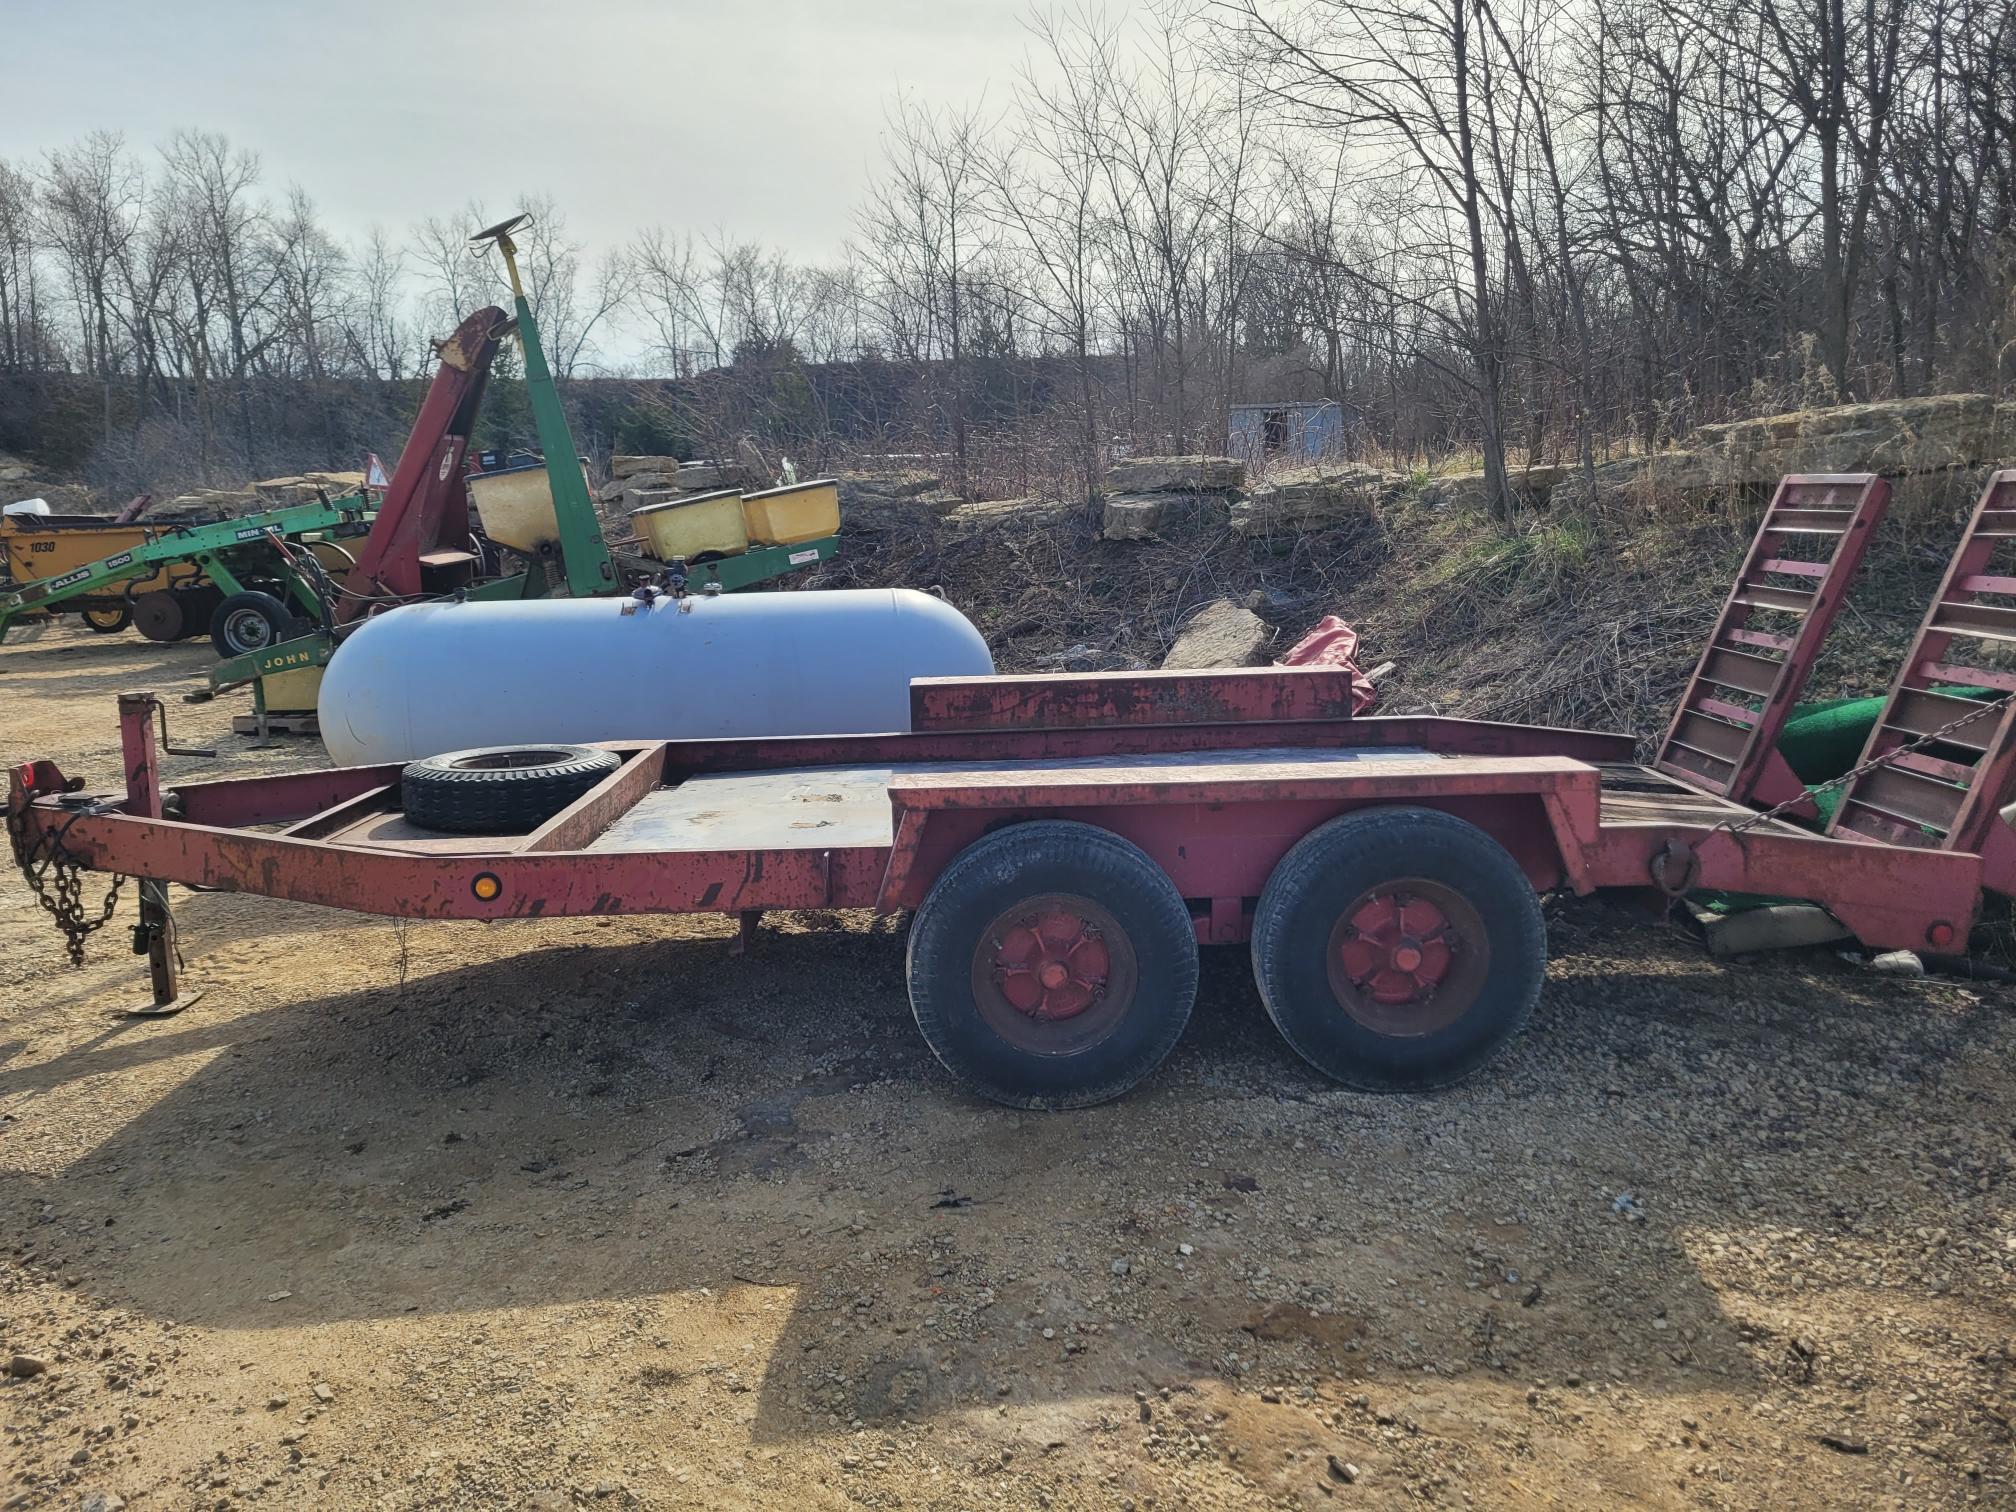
xmin=907 ymin=820 xmax=1198 ymax=1109
xmin=209 ymin=590 xmax=298 ymax=657
xmin=171 ymin=585 xmax=223 ymax=640
xmin=130 ymin=590 xmax=185 ymax=643
xmin=401 ymin=744 xmax=623 ymax=834
xmin=80 ymin=604 xmax=132 ymax=634
xmin=1250 ymin=806 xmax=1545 ymax=1092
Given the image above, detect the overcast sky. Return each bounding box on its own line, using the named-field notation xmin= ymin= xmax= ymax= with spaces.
xmin=7 ymin=0 xmax=1053 ymax=262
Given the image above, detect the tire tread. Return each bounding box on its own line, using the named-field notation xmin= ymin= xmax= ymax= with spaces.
xmin=1251 ymin=806 xmax=1544 ymax=1091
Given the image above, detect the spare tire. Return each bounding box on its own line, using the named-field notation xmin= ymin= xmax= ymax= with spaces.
xmin=400 ymin=744 xmax=622 ymax=834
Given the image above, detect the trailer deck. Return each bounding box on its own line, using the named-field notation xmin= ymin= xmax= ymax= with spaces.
xmin=12 ymin=471 xmax=2016 ymax=1107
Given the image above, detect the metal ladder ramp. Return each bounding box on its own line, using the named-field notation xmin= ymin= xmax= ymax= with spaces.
xmin=1654 ymin=474 xmax=1891 ymax=809
xmin=1828 ymin=469 xmax=2016 ymax=853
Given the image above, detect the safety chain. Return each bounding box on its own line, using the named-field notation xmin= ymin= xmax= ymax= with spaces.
xmin=1712 ymin=688 xmax=2016 ymax=842
xmin=9 ymin=801 xmax=126 ymax=967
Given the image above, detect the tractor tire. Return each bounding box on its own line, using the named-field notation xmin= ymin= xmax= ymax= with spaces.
xmin=1250 ymin=806 xmax=1545 ymax=1092
xmin=81 ymin=604 xmax=132 ymax=634
xmin=906 ymin=820 xmax=1198 ymax=1109
xmin=400 ymin=744 xmax=622 ymax=835
xmin=210 ymin=590 xmax=299 ymax=657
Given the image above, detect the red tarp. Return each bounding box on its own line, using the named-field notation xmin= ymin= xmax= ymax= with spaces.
xmin=1276 ymin=615 xmax=1379 ymax=714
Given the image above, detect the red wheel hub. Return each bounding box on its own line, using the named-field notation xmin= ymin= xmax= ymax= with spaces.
xmin=1335 ymin=892 xmax=1454 ymax=1005
xmin=990 ymin=908 xmax=1110 ymax=1020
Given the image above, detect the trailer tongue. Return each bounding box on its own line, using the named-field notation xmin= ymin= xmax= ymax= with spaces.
xmin=11 ymin=472 xmax=2016 ymax=1106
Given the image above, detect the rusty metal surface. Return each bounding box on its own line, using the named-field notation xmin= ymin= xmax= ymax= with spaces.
xmin=648 ymin=712 xmax=1639 ymax=780
xmin=909 ymin=667 xmax=1362 ymax=731
xmin=1653 ymin=474 xmax=1889 ymax=814
xmin=118 ymin=691 xmax=164 ymax=819
xmin=14 ymin=684 xmax=1987 ymax=956
xmin=590 ymin=766 xmax=901 ymax=853
xmin=889 ymin=749 xmax=1587 ymax=811
xmin=335 ymin=306 xmax=505 ymax=617
xmin=30 ymin=807 xmax=881 ymax=918
xmin=521 ymin=744 xmax=667 ymax=852
xmin=172 ymin=762 xmax=406 ymax=828
xmin=1586 ymin=821 xmax=1982 ymax=950
xmin=1828 ymin=470 xmax=2016 ymax=870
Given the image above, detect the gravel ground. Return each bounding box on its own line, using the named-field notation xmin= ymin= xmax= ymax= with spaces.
xmin=2 ymin=621 xmax=2013 ymax=1510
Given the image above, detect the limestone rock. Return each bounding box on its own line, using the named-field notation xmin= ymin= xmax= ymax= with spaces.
xmin=1420 ymin=464 xmax=1568 ymax=513
xmin=1704 ymin=393 xmax=1996 ymax=480
xmin=1231 ymin=464 xmax=1401 ymax=534
xmin=1162 ymin=599 xmax=1272 ymax=669
xmin=734 ymin=436 xmax=773 ymax=490
xmin=1550 ymin=453 xmax=1719 ymax=511
xmin=1102 ymin=493 xmax=1172 ymax=540
xmin=1106 ymin=455 xmax=1244 ymax=494
xmin=611 ymin=454 xmax=683 ymax=480
xmin=674 ymin=463 xmax=728 ymax=491
xmin=946 ymin=496 xmax=1046 ymax=522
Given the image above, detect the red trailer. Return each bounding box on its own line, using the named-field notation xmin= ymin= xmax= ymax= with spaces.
xmin=11 ymin=472 xmax=2016 ymax=1107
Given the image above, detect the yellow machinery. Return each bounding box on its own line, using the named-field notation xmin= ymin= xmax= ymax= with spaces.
xmin=624 ymin=478 xmax=842 ymax=589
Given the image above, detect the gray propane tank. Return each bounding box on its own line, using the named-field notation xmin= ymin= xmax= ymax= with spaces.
xmin=316 ymin=588 xmax=995 ymax=766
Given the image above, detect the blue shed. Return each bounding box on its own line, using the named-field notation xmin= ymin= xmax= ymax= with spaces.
xmin=1227 ymin=401 xmax=1354 ymax=466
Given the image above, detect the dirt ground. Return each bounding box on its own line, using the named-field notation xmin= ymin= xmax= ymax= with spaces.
xmin=2 ymin=619 xmax=2014 ymax=1511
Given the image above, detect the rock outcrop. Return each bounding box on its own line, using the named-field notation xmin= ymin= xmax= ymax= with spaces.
xmin=1102 ymin=491 xmax=1224 ymax=540
xmin=1232 ymin=463 xmax=1405 ymax=534
xmin=1105 ymin=455 xmax=1245 ymax=494
xmin=1101 ymin=455 xmax=1244 ymax=539
xmin=1550 ymin=393 xmax=2016 ymax=510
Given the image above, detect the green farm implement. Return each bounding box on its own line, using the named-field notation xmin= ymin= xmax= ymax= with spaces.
xmin=199 ymin=211 xmax=838 ymax=737
xmin=0 ymin=496 xmax=375 ymax=653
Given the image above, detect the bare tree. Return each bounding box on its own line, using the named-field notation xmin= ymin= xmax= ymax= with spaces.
xmin=0 ymin=157 xmax=49 ymax=372
xmin=1229 ymin=0 xmax=1522 ymax=515
xmin=859 ymin=96 xmax=994 ymax=492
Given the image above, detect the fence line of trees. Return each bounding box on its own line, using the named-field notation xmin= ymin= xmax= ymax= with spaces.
xmin=2 ymin=0 xmax=2013 ymax=511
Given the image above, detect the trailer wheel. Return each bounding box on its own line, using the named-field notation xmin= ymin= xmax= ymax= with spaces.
xmin=210 ymin=590 xmax=299 ymax=657
xmin=130 ymin=590 xmax=185 ymax=643
xmin=400 ymin=744 xmax=623 ymax=834
xmin=1251 ymin=807 xmax=1544 ymax=1091
xmin=81 ymin=605 xmax=132 ymax=634
xmin=907 ymin=821 xmax=1198 ymax=1109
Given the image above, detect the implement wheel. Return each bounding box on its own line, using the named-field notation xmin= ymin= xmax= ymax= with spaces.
xmin=81 ymin=604 xmax=132 ymax=634
xmin=210 ymin=589 xmax=299 ymax=657
xmin=907 ymin=821 xmax=1197 ymax=1109
xmin=130 ymin=590 xmax=185 ymax=642
xmin=1251 ymin=807 xmax=1544 ymax=1091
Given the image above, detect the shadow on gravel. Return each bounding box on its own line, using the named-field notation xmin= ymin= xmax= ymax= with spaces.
xmin=7 ymin=907 xmax=1999 ymax=1442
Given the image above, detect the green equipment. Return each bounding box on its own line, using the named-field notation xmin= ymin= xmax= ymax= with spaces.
xmin=0 ymin=495 xmax=375 ymax=653
xmin=201 ymin=211 xmax=839 ymax=738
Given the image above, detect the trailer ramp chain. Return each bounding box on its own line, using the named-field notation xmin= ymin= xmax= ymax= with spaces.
xmin=12 ymin=800 xmax=128 ymax=967
xmin=1644 ymin=690 xmax=2016 ymax=932
xmin=1705 ymin=688 xmax=2016 ymax=849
